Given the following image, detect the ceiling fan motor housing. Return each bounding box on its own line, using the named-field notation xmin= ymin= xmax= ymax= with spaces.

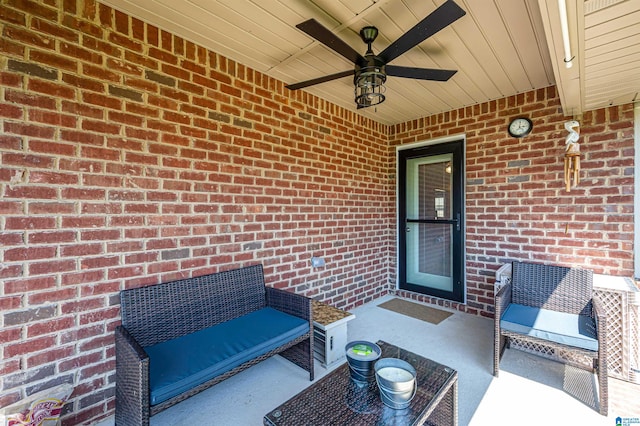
xmin=354 ymin=55 xmax=386 ymax=86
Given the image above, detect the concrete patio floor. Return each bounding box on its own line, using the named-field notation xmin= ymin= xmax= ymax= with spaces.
xmin=98 ymin=295 xmax=639 ymax=425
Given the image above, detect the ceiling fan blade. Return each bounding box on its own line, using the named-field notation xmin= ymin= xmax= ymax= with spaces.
xmin=286 ymin=70 xmax=354 ymax=90
xmin=379 ymin=0 xmax=466 ymax=64
xmin=386 ymin=65 xmax=457 ymax=81
xmin=296 ymin=19 xmax=365 ymax=65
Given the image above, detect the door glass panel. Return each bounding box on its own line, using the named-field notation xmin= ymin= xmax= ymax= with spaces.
xmin=405 ymin=154 xmax=453 ymax=292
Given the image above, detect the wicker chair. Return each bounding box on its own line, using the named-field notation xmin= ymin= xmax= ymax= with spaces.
xmin=115 ymin=265 xmax=314 ymax=425
xmin=493 ymin=261 xmax=608 ymax=415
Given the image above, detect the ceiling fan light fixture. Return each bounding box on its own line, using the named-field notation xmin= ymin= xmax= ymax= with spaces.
xmin=355 ymin=89 xmax=385 ymax=108
xmin=354 ymin=66 xmax=386 ymax=107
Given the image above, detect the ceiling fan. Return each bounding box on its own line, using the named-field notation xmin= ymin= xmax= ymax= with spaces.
xmin=286 ymin=0 xmax=466 ymax=109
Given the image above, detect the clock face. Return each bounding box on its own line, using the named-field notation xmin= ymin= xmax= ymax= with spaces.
xmin=508 ymin=117 xmax=532 ymax=138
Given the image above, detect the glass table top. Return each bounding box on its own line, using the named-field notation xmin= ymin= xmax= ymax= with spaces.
xmin=264 ymin=340 xmax=457 ymax=426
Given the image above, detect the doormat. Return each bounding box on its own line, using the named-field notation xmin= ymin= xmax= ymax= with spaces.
xmin=377 ymin=298 xmax=453 ymax=325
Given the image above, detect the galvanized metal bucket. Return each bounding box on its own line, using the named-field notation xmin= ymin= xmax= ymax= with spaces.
xmin=374 ymin=358 xmax=417 ymax=409
xmin=345 ymin=341 xmax=382 ymax=386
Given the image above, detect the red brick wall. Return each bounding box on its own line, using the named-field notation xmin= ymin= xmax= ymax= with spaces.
xmin=0 ymin=1 xmax=636 ymax=425
xmin=0 ymin=1 xmax=392 ymax=423
xmin=390 ymin=87 xmax=635 ymax=316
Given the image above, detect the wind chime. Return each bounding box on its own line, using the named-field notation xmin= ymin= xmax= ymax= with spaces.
xmin=563 ymin=120 xmax=580 ymax=192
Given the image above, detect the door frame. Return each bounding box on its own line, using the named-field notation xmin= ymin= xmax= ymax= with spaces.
xmin=395 ymin=134 xmax=467 ymax=303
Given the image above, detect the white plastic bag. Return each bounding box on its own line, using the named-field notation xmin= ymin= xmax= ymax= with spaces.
xmin=0 ymin=384 xmax=73 ymax=426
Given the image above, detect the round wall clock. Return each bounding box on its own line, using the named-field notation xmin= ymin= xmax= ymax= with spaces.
xmin=508 ymin=117 xmax=533 ymax=138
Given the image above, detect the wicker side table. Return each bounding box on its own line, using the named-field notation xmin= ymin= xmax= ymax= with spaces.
xmin=312 ymin=301 xmax=355 ymax=367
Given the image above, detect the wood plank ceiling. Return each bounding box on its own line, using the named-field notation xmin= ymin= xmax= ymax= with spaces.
xmin=98 ymin=0 xmax=640 ymax=125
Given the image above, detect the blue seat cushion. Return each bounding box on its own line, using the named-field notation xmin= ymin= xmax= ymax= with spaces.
xmin=500 ymin=303 xmax=598 ymax=352
xmin=146 ymin=307 xmax=309 ymax=405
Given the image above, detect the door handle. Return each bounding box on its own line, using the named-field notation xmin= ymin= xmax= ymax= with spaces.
xmin=405 ymin=214 xmax=461 ymax=231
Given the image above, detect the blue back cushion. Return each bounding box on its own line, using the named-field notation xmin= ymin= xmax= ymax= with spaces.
xmin=500 ymin=303 xmax=598 ymax=352
xmin=146 ymin=307 xmax=309 ymax=405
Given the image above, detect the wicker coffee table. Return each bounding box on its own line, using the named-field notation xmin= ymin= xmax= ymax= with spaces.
xmin=264 ymin=340 xmax=458 ymax=426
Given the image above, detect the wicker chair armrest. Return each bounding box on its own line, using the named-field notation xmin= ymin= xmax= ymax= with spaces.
xmin=495 ymin=282 xmax=512 ymax=318
xmin=116 ymin=325 xmax=149 ymax=361
xmin=115 ymin=325 xmax=150 ymax=425
xmin=592 ymin=297 xmax=607 ymax=345
xmin=266 ymin=287 xmax=311 ymax=321
xmin=592 ymin=296 xmax=609 ymax=415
